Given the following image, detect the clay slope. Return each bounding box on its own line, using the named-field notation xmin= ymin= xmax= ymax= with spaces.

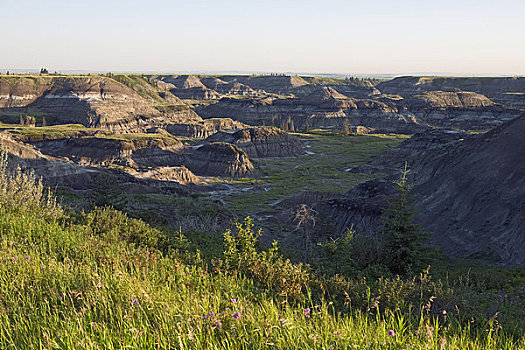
xmin=409 ymin=115 xmax=525 ymax=264
xmin=129 ymin=166 xmax=201 ymax=184
xmin=205 ymin=127 xmax=304 ymax=158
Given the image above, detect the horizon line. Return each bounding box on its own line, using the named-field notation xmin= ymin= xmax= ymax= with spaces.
xmin=1 ymin=69 xmax=523 ymax=79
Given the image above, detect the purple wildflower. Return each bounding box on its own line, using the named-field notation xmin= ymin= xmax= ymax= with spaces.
xmin=203 ymin=315 xmax=208 ymax=319
xmin=231 ymin=299 xmax=237 ymax=303
xmin=304 ymin=308 xmax=311 ymax=314
xmin=208 ymin=312 xmax=215 ymax=316
xmin=216 ymin=322 xmax=222 ymax=327
xmin=132 ymin=299 xmax=140 ymax=306
xmin=415 ymin=330 xmax=420 ymax=335
xmin=25 ymin=255 xmax=30 ymax=259
xmin=232 ymin=312 xmax=241 ymax=319
xmin=2 ymin=260 xmax=6 ymax=263
xmin=388 ymin=330 xmax=395 ymax=336
xmin=11 ymin=257 xmax=17 ymax=262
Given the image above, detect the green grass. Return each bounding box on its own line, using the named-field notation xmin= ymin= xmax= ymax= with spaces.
xmin=0 ymin=123 xmax=182 ymax=145
xmin=0 ymin=123 xmax=101 ymax=142
xmin=0 ymin=155 xmax=524 ymax=349
xmin=225 ymin=132 xmax=407 ymax=215
xmin=111 ymin=74 xmax=168 ymax=103
xmin=181 ymin=99 xmax=220 ymax=107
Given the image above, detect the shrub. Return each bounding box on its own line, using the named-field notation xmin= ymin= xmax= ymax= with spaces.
xmin=84 ymin=206 xmax=162 ymax=248
xmin=223 ymin=217 xmax=311 ymax=301
xmin=0 ymin=152 xmax=61 ymax=218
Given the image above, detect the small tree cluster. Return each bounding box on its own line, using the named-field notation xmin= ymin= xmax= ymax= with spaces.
xmin=20 ymin=115 xmax=37 ymax=127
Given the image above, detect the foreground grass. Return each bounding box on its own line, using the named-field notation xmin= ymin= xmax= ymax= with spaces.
xmin=1 ymin=211 xmax=522 ymax=349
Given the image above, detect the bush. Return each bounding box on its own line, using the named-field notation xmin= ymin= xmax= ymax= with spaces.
xmin=84 ymin=206 xmax=162 ymax=248
xmin=222 ymin=217 xmax=311 ymax=301
xmin=0 ymin=152 xmax=61 ymax=218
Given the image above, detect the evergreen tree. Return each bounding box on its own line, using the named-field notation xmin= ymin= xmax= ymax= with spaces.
xmin=381 ymin=163 xmax=430 ymax=275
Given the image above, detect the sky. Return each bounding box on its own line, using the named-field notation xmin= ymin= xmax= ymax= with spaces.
xmin=1 ymin=0 xmax=524 ymax=76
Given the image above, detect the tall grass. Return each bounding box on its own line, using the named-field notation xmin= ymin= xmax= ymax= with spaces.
xmin=0 ymin=155 xmax=523 ymax=349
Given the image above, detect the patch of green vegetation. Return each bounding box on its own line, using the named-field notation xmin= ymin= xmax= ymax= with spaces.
xmin=0 ymin=109 xmax=57 ymax=125
xmin=95 ymin=132 xmax=178 ymax=143
xmin=0 ymin=123 xmax=98 ymax=142
xmin=225 ymin=133 xmax=406 ymax=216
xmin=111 ymin=74 xmax=166 ymax=103
xmin=153 ymin=103 xmax=190 ymax=110
xmin=181 ymin=99 xmax=219 ymax=107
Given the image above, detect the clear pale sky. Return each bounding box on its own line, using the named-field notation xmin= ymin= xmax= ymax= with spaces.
xmin=1 ymin=0 xmax=524 ymax=75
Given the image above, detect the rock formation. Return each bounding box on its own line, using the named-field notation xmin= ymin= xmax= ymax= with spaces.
xmin=184 ymin=142 xmax=257 ymax=177
xmin=205 ymin=127 xmax=304 ymax=158
xmin=0 ymin=76 xmax=187 ymax=133
xmin=153 ymin=75 xmax=221 ymax=100
xmin=32 ymin=135 xmax=184 ymax=168
xmin=166 ymin=118 xmax=249 ymax=138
